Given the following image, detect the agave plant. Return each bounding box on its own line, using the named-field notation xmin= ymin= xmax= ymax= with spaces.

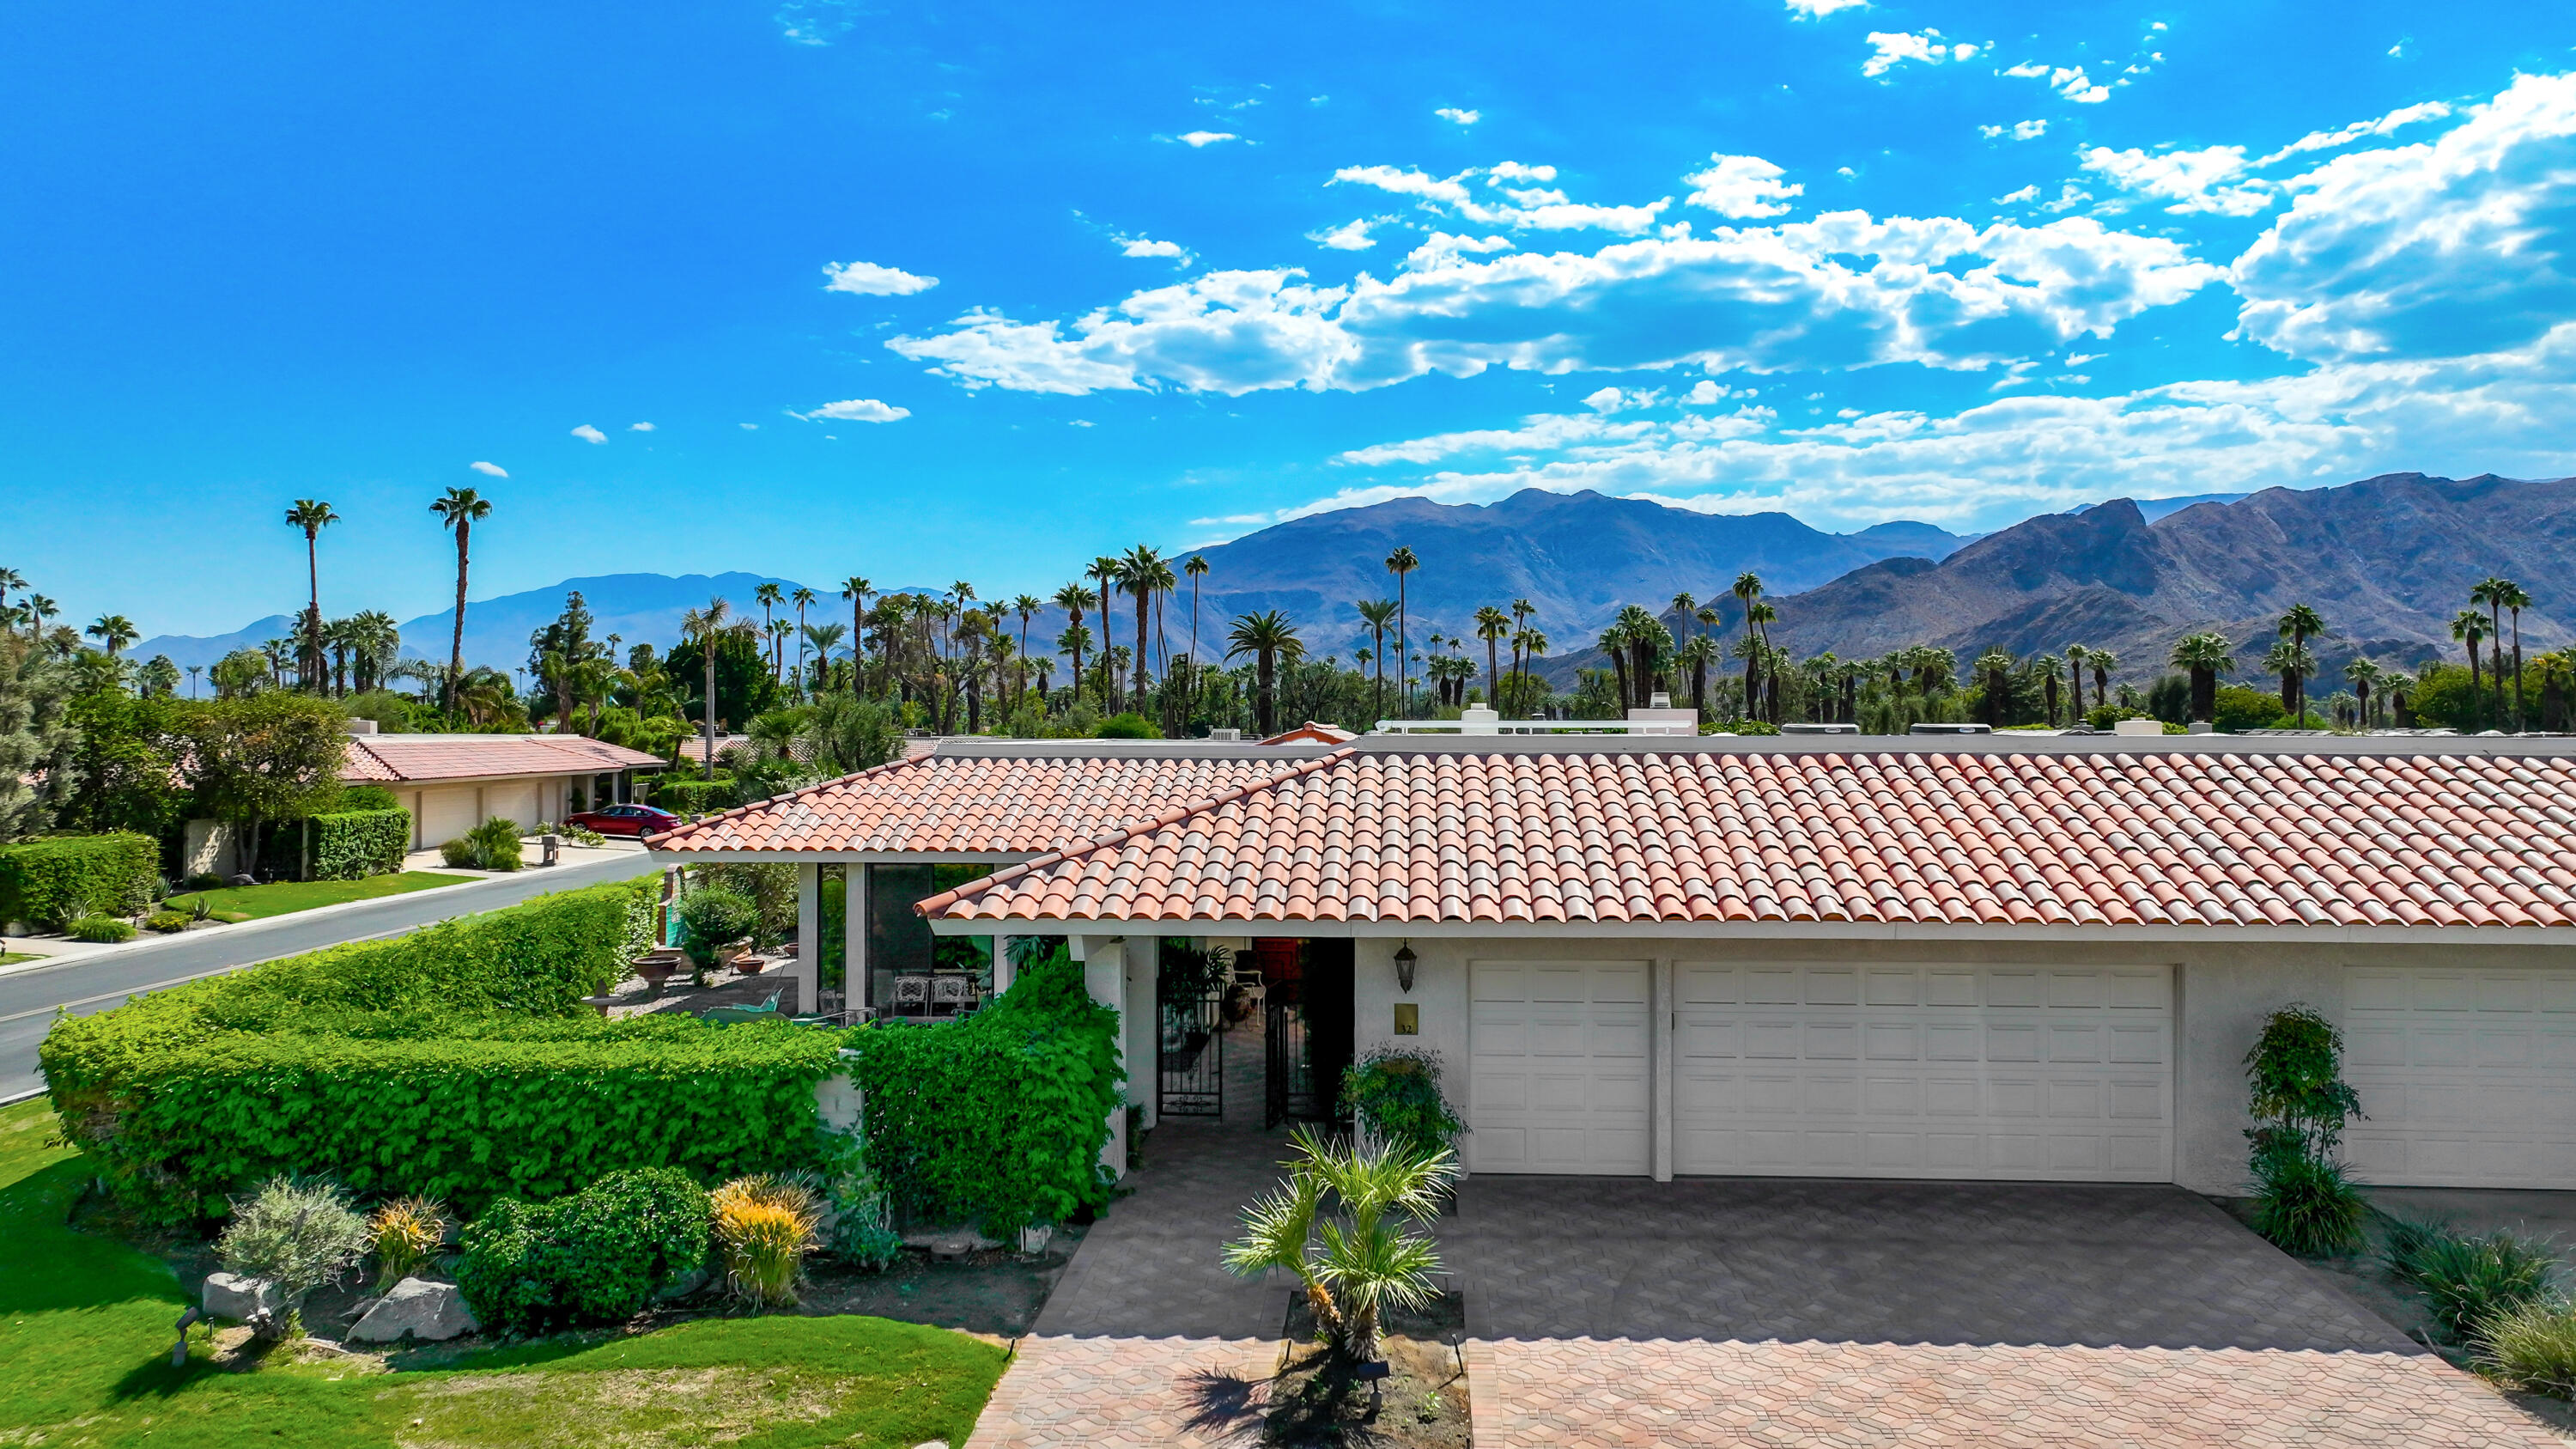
xmin=1221 ymin=1126 xmax=1454 ymax=1362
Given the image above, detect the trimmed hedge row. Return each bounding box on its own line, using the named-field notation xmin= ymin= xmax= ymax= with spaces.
xmin=312 ymin=807 xmax=413 ymax=880
xmin=840 ymin=953 xmax=1122 ymax=1234
xmin=651 ymin=777 xmax=734 ymax=815
xmin=0 ymin=831 xmax=158 ymax=928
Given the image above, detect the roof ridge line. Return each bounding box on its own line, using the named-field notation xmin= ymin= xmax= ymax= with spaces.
xmin=915 ymin=747 xmax=1355 ymax=916
xmin=644 ymin=749 xmax=930 ymax=846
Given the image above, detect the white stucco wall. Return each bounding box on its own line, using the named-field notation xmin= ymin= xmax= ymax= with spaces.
xmin=1336 ymin=931 xmax=2576 ymax=1196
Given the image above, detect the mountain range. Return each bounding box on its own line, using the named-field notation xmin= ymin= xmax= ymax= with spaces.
xmin=1601 ymin=472 xmax=2573 ymax=688
xmin=131 ymin=474 xmax=2568 ymax=690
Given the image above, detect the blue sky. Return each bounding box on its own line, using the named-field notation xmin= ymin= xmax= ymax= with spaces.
xmin=6 ymin=0 xmax=2576 ymax=636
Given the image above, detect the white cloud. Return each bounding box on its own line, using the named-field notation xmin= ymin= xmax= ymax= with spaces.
xmin=1979 ymin=119 xmax=2048 ymax=141
xmin=740 ymin=423 xmax=759 ymax=430
xmin=629 ymin=421 xmax=655 ymax=431
xmin=1334 ymin=162 xmax=1668 ymax=234
xmin=2081 ymin=144 xmax=2275 ymax=216
xmin=1489 ymin=161 xmax=1556 ymax=182
xmin=1783 ymin=0 xmax=1869 ymax=15
xmin=2254 ymin=100 xmax=2455 ymax=167
xmin=887 ymin=211 xmax=2223 ymax=396
xmin=1310 ymin=217 xmax=1388 ymax=250
xmin=823 ymin=260 xmax=939 ymax=296
xmin=1583 ymin=387 xmax=1629 ymax=412
xmin=1994 ymin=184 xmax=2041 ymax=205
xmin=2050 ymin=66 xmax=2110 ymax=104
xmin=1403 ymin=231 xmax=1516 ymax=269
xmin=1115 ymin=233 xmax=1195 ymax=265
xmin=1179 ymin=131 xmax=1239 ymax=147
xmin=799 ymin=398 xmax=911 ymax=423
xmin=569 ymin=423 xmax=607 ymax=444
xmin=469 ymin=461 xmax=507 ymax=477
xmin=1069 ymin=419 xmax=1095 ymax=427
xmin=1334 ymin=165 xmax=1473 ymax=208
xmin=2233 ymin=71 xmax=2576 ymax=362
xmin=1294 ymin=326 xmax=2576 ymax=530
xmin=1863 ymin=31 xmax=1951 ymax=77
xmin=1436 ymin=107 xmax=1481 ymax=126
xmin=1682 ymin=154 xmax=1804 ymax=218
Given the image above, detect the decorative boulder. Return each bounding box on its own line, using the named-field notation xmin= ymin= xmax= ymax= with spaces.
xmin=204 ymin=1271 xmax=280 ymax=1323
xmin=656 ymin=1267 xmax=709 ymax=1301
xmin=347 ymin=1277 xmax=478 ymax=1343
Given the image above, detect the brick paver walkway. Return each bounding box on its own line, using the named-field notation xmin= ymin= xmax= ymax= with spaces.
xmin=963 ymin=1335 xmax=1279 ymax=1449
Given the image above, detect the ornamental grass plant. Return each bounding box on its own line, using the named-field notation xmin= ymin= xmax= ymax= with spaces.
xmin=2384 ymin=1218 xmax=2559 ymax=1347
xmin=368 ymin=1195 xmax=452 ymax=1289
xmin=2477 ymin=1296 xmax=2576 ymax=1397
xmin=712 ymin=1174 xmax=822 ymax=1310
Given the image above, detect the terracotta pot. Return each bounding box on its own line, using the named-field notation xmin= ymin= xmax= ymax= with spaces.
xmin=635 ymin=958 xmax=677 ymax=997
xmin=733 ymin=953 xmax=768 ymax=975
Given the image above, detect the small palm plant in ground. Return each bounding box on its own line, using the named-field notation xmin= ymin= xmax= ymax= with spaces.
xmin=367 ymin=1196 xmax=451 ymax=1290
xmin=1221 ymin=1126 xmax=1455 ymax=1363
xmin=712 ymin=1175 xmax=823 ymax=1309
xmin=216 ymin=1177 xmax=371 ymax=1337
xmin=2243 ymin=1005 xmax=2367 ymax=1255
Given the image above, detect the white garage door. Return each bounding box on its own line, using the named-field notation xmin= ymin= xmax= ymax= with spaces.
xmin=2343 ymin=966 xmax=2576 ymax=1188
xmin=487 ymin=782 xmax=540 ymax=832
xmin=1469 ymin=959 xmax=1650 ymax=1175
xmin=1676 ymin=963 xmax=2172 ymax=1182
xmin=417 ymin=788 xmax=480 ymax=848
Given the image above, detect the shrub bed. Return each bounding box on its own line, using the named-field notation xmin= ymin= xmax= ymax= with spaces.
xmin=0 ymin=831 xmax=158 ymax=928
xmin=652 ymin=777 xmax=733 ymax=815
xmin=839 ymin=953 xmax=1121 ymax=1235
xmin=309 ymin=807 xmax=412 ymax=880
xmin=457 ymin=1166 xmax=713 ymax=1333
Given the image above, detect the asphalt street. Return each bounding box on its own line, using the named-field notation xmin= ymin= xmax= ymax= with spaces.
xmin=0 ymin=851 xmax=664 ymax=1101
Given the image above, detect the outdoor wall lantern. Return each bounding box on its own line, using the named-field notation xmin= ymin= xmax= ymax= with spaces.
xmin=1394 ymin=941 xmax=1417 ymax=994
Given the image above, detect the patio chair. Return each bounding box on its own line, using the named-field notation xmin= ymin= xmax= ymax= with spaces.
xmin=890 ymin=974 xmax=933 ymax=1020
xmin=702 ymin=989 xmax=784 ymax=1026
xmin=932 ymin=973 xmax=976 ymax=1016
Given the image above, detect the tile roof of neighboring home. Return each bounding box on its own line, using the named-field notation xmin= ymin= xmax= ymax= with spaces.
xmin=645 ymin=750 xmax=1321 ymax=855
xmin=343 ymin=734 xmax=666 ymax=784
xmin=1265 ymin=721 xmax=1357 ymax=745
xmin=922 ymin=749 xmax=2576 ymax=930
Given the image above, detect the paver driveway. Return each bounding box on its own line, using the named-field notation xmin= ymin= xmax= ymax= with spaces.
xmin=1444 ymin=1175 xmax=2559 ymax=1448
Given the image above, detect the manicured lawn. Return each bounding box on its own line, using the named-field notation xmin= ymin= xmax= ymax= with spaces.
xmin=163 ymin=872 xmax=478 ymax=921
xmin=0 ymin=953 xmax=35 ymax=965
xmin=0 ymin=1099 xmax=1010 ymax=1447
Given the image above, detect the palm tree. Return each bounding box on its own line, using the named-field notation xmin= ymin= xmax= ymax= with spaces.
xmin=1355 ymin=600 xmax=1397 ymax=721
xmin=1009 ymin=595 xmax=1042 ymax=703
xmin=2344 ymin=657 xmax=2382 ymax=730
xmin=2271 ymin=603 xmax=2326 ymax=722
xmin=1120 ymin=545 xmax=1170 ymax=706
xmin=838 ymin=575 xmax=872 ymax=687
xmin=1089 ymin=556 xmax=1123 ymax=711
xmin=2453 ymin=607 xmax=2490 ymax=716
xmin=2061 ymin=645 xmax=2087 ymax=726
xmin=2263 ymin=639 xmax=2313 ymax=719
xmin=86 ymin=613 xmax=137 ymax=657
xmin=2087 ymin=648 xmax=2117 ymax=709
xmin=185 ymin=662 xmax=204 ymax=697
xmin=680 ymin=597 xmax=744 ymax=776
xmin=1384 ymin=545 xmax=1419 ymax=716
xmin=0 ymin=567 xmax=21 ymax=624
xmin=1184 ymin=554 xmax=1209 ymax=672
xmin=2472 ymin=577 xmax=2531 ymax=729
xmin=1731 ymin=572 xmax=1765 ymax=720
xmin=754 ymin=582 xmax=784 ymax=680
xmin=803 ymin=622 xmax=848 ymax=691
xmin=428 ymin=487 xmax=491 ymax=713
xmin=1052 ymin=583 xmax=1094 ymax=703
xmin=2169 ymin=630 xmax=2233 ymax=723
xmin=1473 ymin=605 xmax=1510 ymax=705
xmin=1679 ymin=633 xmax=1719 ymax=715
xmin=1745 ymin=601 xmax=1778 ymax=721
xmin=1225 ymin=610 xmax=1304 ymax=735
xmin=1597 ymin=621 xmax=1632 ymax=713
xmin=283 ymin=498 xmax=340 ymax=691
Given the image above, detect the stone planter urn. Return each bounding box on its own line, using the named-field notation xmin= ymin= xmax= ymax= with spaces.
xmin=635 ymin=955 xmax=678 ymax=997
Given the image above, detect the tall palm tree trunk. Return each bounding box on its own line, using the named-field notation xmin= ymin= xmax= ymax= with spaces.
xmin=447 ymin=522 xmax=470 ymax=713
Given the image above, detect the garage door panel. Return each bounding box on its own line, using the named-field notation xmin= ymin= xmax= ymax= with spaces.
xmin=419 ymin=788 xmax=479 ymax=845
xmin=1676 ymin=961 xmax=2172 ymax=1184
xmin=1468 ymin=959 xmax=1652 ymax=1176
xmin=2346 ymin=965 xmax=2576 ymax=1187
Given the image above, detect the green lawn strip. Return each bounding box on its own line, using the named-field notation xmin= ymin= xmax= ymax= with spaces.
xmin=164 ymin=872 xmax=478 ymax=921
xmin=0 ymin=1099 xmax=1009 ymax=1449
xmin=0 ymin=953 xmax=36 ymax=965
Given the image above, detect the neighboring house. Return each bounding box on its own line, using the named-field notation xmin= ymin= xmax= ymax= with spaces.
xmin=343 ymin=724 xmax=667 ymax=849
xmin=1262 ymin=721 xmax=1358 ymax=746
xmin=653 ymin=734 xmax=2576 ymax=1196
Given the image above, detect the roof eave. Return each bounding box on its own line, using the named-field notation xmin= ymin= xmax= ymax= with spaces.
xmin=924 ymin=915 xmax=2576 ymax=947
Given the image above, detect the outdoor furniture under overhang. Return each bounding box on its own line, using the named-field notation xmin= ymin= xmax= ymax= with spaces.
xmin=701 ymin=988 xmax=784 ymax=1026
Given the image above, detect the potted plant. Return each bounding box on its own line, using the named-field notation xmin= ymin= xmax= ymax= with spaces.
xmin=1342 ymin=1046 xmax=1467 ymax=1160
xmin=676 ymin=886 xmax=757 ymax=977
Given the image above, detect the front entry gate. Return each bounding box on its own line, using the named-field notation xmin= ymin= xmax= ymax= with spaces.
xmin=1157 ymin=976 xmax=1224 ymax=1119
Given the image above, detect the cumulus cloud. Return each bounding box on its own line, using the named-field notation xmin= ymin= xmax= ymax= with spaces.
xmin=469 ymin=461 xmax=507 ymax=477
xmin=629 ymin=421 xmax=655 ymax=431
xmin=1783 ymin=0 xmax=1869 ymax=15
xmin=2255 ymin=100 xmax=2452 ymax=167
xmin=1436 ymin=107 xmax=1481 ymax=125
xmin=2233 ymin=70 xmax=2576 ymax=362
xmin=569 ymin=423 xmax=607 ymax=444
xmin=1863 ymin=30 xmax=1978 ymax=77
xmin=2003 ymin=61 xmax=2107 ymax=104
xmin=1332 ymin=162 xmax=1668 ymax=234
xmin=1993 ymin=184 xmax=2041 ymax=205
xmin=1301 ymin=326 xmax=2576 ymax=529
xmin=1979 ymin=119 xmax=2048 ymax=141
xmin=1178 ymin=131 xmax=1239 ymax=147
xmin=1682 ymin=155 xmax=1804 ymax=218
xmin=885 ymin=210 xmax=2223 ymax=396
xmin=799 ymin=398 xmax=912 ymax=423
xmin=1310 ymin=217 xmax=1388 ymax=250
xmin=2081 ymin=145 xmax=2275 ymax=216
xmin=1115 ymin=233 xmax=1195 ymax=265
xmin=823 ymin=260 xmax=939 ymax=295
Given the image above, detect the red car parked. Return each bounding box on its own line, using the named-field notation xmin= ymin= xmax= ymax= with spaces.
xmin=565 ymin=803 xmax=680 ymax=837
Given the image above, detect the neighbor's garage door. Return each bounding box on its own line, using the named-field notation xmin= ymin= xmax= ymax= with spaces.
xmin=1468 ymin=959 xmax=1651 ymax=1175
xmin=487 ymin=782 xmax=541 ymax=832
xmin=2343 ymin=966 xmax=2576 ymax=1188
xmin=417 ymin=788 xmax=480 ymax=848
xmin=1675 ymin=963 xmax=2172 ymax=1182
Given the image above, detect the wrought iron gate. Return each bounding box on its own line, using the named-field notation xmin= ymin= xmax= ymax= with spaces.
xmin=1157 ymin=978 xmax=1224 ymax=1118
xmin=1261 ymin=940 xmax=1315 ymax=1129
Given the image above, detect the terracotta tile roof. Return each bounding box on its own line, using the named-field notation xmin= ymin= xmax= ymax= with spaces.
xmin=343 ymin=734 xmax=665 ymax=784
xmin=646 ymin=751 xmax=1321 ymax=855
xmin=922 ymin=749 xmax=2576 ymax=930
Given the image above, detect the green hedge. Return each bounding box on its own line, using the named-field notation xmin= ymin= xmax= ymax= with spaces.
xmin=840 ymin=953 xmax=1121 ymax=1234
xmin=651 ymin=777 xmax=733 ymax=814
xmin=0 ymin=832 xmax=158 ymax=928
xmin=458 ymin=1166 xmax=713 ymax=1332
xmin=311 ymin=807 xmax=411 ymax=880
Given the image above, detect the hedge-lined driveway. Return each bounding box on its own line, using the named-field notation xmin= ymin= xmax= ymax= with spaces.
xmin=0 ymin=851 xmax=662 ymax=1100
